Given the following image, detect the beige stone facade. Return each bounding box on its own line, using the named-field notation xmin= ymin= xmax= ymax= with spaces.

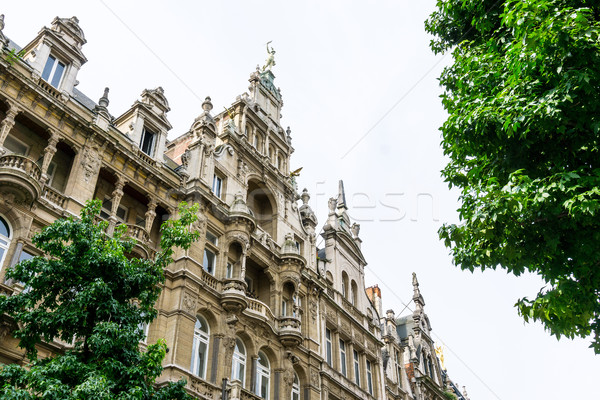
xmin=0 ymin=14 xmax=470 ymax=400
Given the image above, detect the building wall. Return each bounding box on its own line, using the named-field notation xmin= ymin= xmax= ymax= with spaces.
xmin=0 ymin=15 xmax=469 ymax=400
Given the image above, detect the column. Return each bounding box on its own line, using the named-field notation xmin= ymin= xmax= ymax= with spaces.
xmin=107 ymin=176 xmax=126 ymax=235
xmin=0 ymin=103 xmax=20 ymax=154
xmin=144 ymin=197 xmax=157 ymax=233
xmin=40 ymin=130 xmax=60 ymax=184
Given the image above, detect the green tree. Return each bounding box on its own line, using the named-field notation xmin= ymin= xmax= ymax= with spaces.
xmin=426 ymin=0 xmax=600 ymax=353
xmin=0 ymin=200 xmax=199 ymax=398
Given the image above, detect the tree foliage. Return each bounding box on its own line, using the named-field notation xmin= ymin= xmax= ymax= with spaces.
xmin=0 ymin=200 xmax=200 ymax=398
xmin=426 ymin=0 xmax=600 ymax=352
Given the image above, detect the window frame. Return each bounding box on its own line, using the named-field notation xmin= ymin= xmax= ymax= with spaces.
xmin=353 ymin=349 xmax=361 ymax=386
xmin=212 ymin=174 xmax=223 ymax=199
xmin=3 ymin=135 xmax=30 ymax=156
xmin=0 ymin=216 xmax=12 ymax=275
xmin=291 ymin=373 xmax=300 ymax=400
xmin=190 ymin=316 xmax=210 ymax=379
xmin=339 ymin=338 xmax=347 ymax=377
xmin=203 ymin=247 xmax=216 ymax=275
xmin=41 ymin=54 xmax=67 ymax=89
xmin=366 ymin=359 xmax=373 ymax=395
xmin=99 ymin=197 xmax=128 ymax=224
xmin=256 ymin=351 xmax=271 ymax=400
xmin=231 ymin=338 xmax=247 ymax=385
xmin=325 ymin=328 xmax=333 ymax=366
xmin=139 ymin=127 xmax=156 ymax=156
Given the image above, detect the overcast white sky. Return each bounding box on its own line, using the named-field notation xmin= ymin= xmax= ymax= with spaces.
xmin=2 ymin=1 xmax=598 ymax=399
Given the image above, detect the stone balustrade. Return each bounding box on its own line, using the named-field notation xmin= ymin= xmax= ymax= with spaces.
xmin=0 ymin=154 xmax=42 ymax=180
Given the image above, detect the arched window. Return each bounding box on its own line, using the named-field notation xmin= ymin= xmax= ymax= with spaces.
xmin=231 ymin=338 xmax=246 ymax=385
xmin=191 ymin=316 xmax=210 ymax=379
xmin=291 ymin=372 xmax=300 ymax=400
xmin=256 ymin=351 xmax=270 ymax=399
xmin=341 ymin=271 xmax=349 ymax=299
xmin=0 ymin=216 xmax=11 ymax=273
xmin=351 ymin=280 xmax=358 ymax=306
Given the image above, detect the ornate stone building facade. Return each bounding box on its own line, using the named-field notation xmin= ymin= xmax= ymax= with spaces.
xmin=0 ymin=14 xmax=470 ymax=400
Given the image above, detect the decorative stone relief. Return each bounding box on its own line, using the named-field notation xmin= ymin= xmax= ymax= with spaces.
xmin=81 ymin=145 xmax=102 ymax=183
xmin=182 ymin=291 xmax=198 ymax=314
xmin=309 ymin=298 xmax=318 ymax=321
xmin=189 ymin=377 xmax=215 ymax=398
xmin=310 ymin=369 xmax=320 ymax=389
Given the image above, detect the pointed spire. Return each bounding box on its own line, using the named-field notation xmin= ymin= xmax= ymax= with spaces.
xmin=337 ymin=180 xmax=347 ymax=210
xmin=99 ymin=87 xmax=110 ymax=107
xmin=93 ymin=87 xmax=111 ymax=120
xmin=412 ymin=272 xmax=425 ymax=312
xmin=299 ymin=188 xmax=318 ymax=230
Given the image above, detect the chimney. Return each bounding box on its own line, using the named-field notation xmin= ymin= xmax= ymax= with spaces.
xmin=365 ymin=284 xmax=383 ymax=316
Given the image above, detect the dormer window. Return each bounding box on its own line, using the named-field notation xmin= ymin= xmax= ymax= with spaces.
xmin=140 ymin=127 xmax=156 ymax=155
xmin=41 ymin=55 xmax=66 ymax=88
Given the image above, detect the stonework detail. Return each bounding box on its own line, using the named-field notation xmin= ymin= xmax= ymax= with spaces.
xmin=0 ymin=13 xmax=470 ymax=400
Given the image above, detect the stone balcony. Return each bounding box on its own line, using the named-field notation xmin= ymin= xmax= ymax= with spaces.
xmin=278 ymin=316 xmax=302 ymax=348
xmin=0 ymin=154 xmax=42 ymax=204
xmin=220 ymin=278 xmax=248 ymax=313
xmin=125 ymin=224 xmax=150 ymax=245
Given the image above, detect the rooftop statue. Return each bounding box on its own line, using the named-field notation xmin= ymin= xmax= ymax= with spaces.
xmin=262 ymin=41 xmax=276 ymax=72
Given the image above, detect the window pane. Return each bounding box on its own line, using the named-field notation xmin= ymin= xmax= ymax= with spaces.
xmin=3 ymin=136 xmax=28 ymax=156
xmin=18 ymin=251 xmax=34 ymax=263
xmin=0 ymin=217 xmax=10 ymax=237
xmin=41 ymin=55 xmax=56 ymax=81
xmin=50 ymin=61 xmax=65 ymax=88
xmin=140 ymin=129 xmax=155 ymax=155
xmin=203 ymin=249 xmax=215 ymax=274
xmin=206 ymin=231 xmax=218 ymax=245
xmin=197 ymin=340 xmax=207 ymax=378
xmin=260 ymin=376 xmax=269 ymax=399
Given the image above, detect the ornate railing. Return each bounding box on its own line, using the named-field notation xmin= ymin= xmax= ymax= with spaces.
xmin=278 ymin=316 xmax=301 ymax=331
xmin=222 ymin=278 xmax=246 ymax=292
xmin=136 ymin=148 xmax=157 ymax=166
xmin=0 ymin=154 xmax=42 ymax=180
xmin=125 ymin=224 xmax=150 ymax=245
xmin=42 ymin=186 xmax=67 ymax=208
xmin=201 ymin=269 xmax=218 ymax=291
xmin=38 ymin=80 xmax=62 ymax=100
xmin=246 ymin=298 xmax=276 ymax=322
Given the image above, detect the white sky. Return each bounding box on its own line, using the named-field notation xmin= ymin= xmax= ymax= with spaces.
xmin=2 ymin=1 xmax=598 ymax=399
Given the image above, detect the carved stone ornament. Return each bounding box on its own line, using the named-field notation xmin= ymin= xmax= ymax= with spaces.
xmin=310 ymin=369 xmax=320 ymax=388
xmin=182 ymin=292 xmax=198 ymax=314
xmin=0 ymin=320 xmax=14 ymax=341
xmin=189 ymin=377 xmax=215 ymax=397
xmin=226 ymin=232 xmax=249 ymax=248
xmin=81 ymin=145 xmax=101 ymax=183
xmin=309 ymin=299 xmax=318 ymax=321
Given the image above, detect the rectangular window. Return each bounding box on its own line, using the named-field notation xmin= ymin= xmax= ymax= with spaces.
xmin=3 ymin=136 xmax=29 ymax=156
xmin=206 ymin=231 xmax=218 ymax=245
xmin=339 ymin=339 xmax=347 ymax=377
xmin=212 ymin=174 xmax=223 ymax=198
xmin=325 ymin=328 xmax=332 ymax=366
xmin=42 ymin=55 xmax=66 ymax=88
xmin=203 ymin=248 xmax=216 ymax=275
xmin=226 ymin=262 xmax=233 ymax=278
xmin=18 ymin=250 xmax=35 ymax=293
xmin=366 ymin=360 xmax=373 ymax=395
xmin=353 ymin=350 xmax=360 ymax=386
xmin=99 ymin=198 xmax=128 ymax=223
xmin=281 ymin=299 xmax=287 ymax=316
xmin=140 ymin=128 xmax=156 ymax=156
xmin=395 ymin=349 xmax=402 ymax=387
